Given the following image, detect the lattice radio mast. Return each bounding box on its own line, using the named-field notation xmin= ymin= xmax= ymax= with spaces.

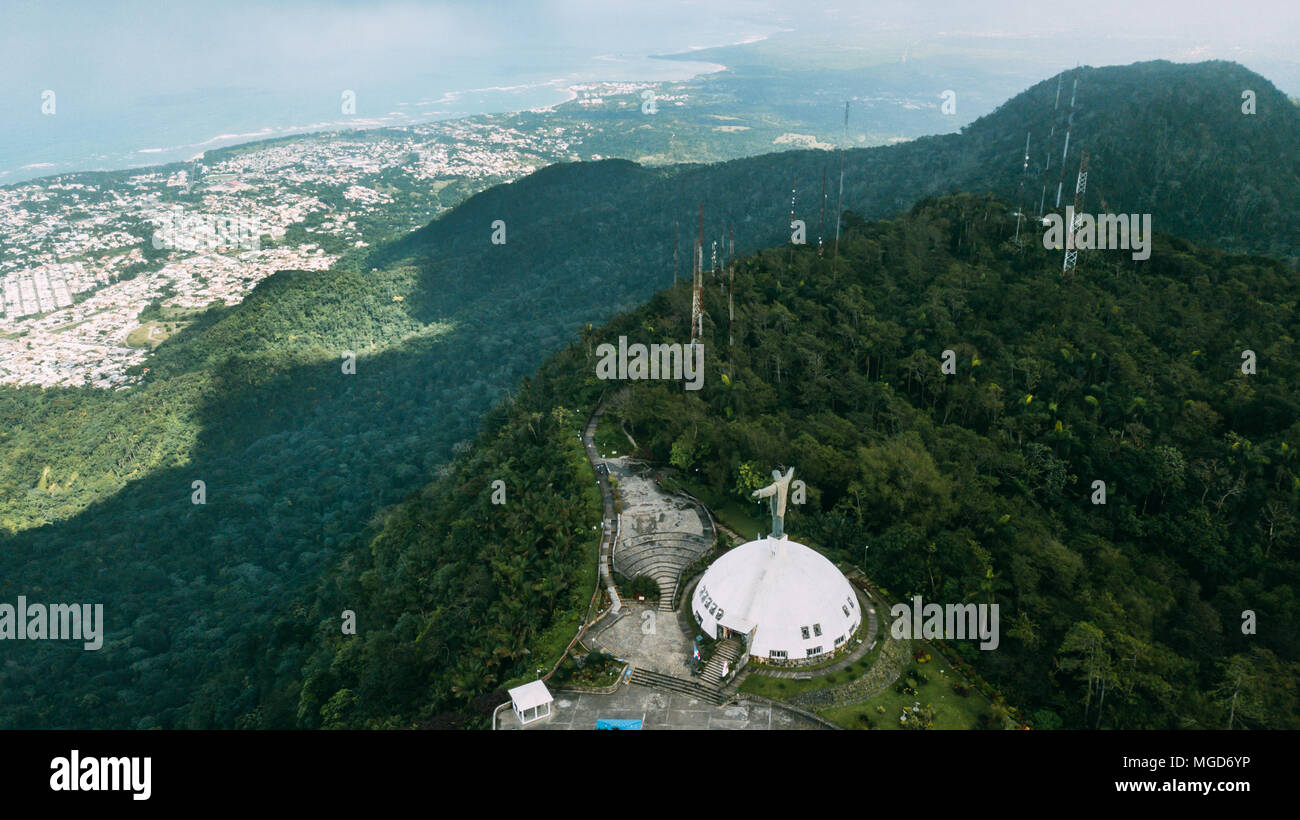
xmin=728 ymin=227 xmax=735 ymax=351
xmin=672 ymin=220 xmax=678 ymax=288
xmin=1038 ymin=74 xmax=1062 ymax=218
xmin=786 ymin=172 xmax=797 ymax=274
xmin=691 ymin=203 xmax=704 ymax=345
xmin=818 ymin=166 xmax=827 ymax=257
xmin=1064 ymin=151 xmax=1089 ymax=274
xmin=1054 ymin=68 xmax=1080 ymax=209
xmin=833 ymin=101 xmax=849 ymax=273
xmin=1015 ymin=130 xmax=1031 ymax=242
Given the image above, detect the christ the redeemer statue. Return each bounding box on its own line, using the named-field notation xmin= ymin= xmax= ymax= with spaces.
xmin=752 ymin=467 xmax=795 ymax=539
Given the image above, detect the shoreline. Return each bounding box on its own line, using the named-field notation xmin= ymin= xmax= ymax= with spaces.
xmin=0 ymin=49 xmax=744 ymax=191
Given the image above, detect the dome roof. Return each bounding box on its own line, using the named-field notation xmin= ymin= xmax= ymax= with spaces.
xmin=691 ymin=536 xmax=861 ymax=661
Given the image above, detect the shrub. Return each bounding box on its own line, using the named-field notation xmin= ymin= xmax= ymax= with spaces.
xmin=629 ymin=575 xmax=660 ymax=600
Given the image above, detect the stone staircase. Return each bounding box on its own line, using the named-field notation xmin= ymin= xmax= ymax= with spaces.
xmin=628 ymin=667 xmax=727 ymax=705
xmin=612 ymin=531 xmax=712 ymax=614
xmin=658 ymin=577 xmax=680 ymax=613
xmin=700 ymin=638 xmax=742 ymax=688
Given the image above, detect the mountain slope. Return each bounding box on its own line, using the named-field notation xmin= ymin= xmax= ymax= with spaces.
xmin=287 ymin=192 xmax=1299 ymax=729
xmin=378 ymin=58 xmax=1300 ymax=283
xmin=1 ymin=59 xmax=1296 ymax=729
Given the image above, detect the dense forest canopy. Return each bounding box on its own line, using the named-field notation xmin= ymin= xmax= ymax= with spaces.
xmin=0 ymin=60 xmax=1295 ymax=729
xmin=244 ymin=192 xmax=1300 ymax=729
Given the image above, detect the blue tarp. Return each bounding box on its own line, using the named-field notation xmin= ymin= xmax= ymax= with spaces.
xmin=595 ymin=718 xmax=643 ymax=730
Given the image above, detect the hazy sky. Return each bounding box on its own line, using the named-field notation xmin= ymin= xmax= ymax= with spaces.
xmin=3 ymin=0 xmax=1296 ymax=91
xmin=2 ymin=1 xmax=1296 ymax=181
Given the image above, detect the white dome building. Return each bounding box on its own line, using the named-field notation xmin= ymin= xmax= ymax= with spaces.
xmin=691 ymin=535 xmax=861 ymax=664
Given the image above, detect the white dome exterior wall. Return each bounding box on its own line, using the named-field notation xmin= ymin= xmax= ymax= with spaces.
xmin=691 ymin=537 xmax=861 ymax=664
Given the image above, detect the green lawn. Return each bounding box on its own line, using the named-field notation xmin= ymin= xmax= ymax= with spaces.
xmin=709 ymin=498 xmax=770 ymax=542
xmin=817 ymin=650 xmax=996 ymax=730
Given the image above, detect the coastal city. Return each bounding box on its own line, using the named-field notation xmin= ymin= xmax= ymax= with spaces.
xmin=0 ymin=84 xmax=633 ymax=389
xmin=0 ymin=68 xmax=914 ymax=390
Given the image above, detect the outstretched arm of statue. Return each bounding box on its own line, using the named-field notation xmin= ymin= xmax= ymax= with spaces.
xmin=752 ymin=485 xmax=777 ymax=499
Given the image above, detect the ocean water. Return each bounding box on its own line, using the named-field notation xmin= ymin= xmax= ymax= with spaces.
xmin=0 ymin=0 xmax=790 ymax=185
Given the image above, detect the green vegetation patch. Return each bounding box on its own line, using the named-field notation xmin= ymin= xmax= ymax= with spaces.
xmin=819 ymin=651 xmax=997 ymax=730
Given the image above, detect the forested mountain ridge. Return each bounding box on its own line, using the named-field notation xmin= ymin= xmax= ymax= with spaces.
xmin=374 ymin=58 xmax=1300 ymax=283
xmin=278 ymin=192 xmax=1298 ymax=729
xmin=1 ymin=59 xmax=1295 ymax=729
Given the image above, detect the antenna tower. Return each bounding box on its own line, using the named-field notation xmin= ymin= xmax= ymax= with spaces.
xmin=1054 ymin=68 xmax=1080 ymax=209
xmin=786 ymin=172 xmax=797 ymax=273
xmin=1015 ymin=130 xmax=1031 ymax=242
xmin=673 ymin=220 xmax=678 ymax=287
xmin=818 ymin=166 xmax=827 ymax=257
xmin=1064 ymin=151 xmax=1089 ymax=274
xmin=691 ymin=203 xmax=704 ymax=345
xmin=1038 ymin=74 xmax=1062 ymax=218
xmin=728 ymin=228 xmax=735 ymax=351
xmin=833 ymin=101 xmax=849 ymax=273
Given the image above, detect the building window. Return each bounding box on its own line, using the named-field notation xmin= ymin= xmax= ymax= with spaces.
xmin=769 ymin=650 xmax=787 ymax=659
xmin=800 ymin=626 xmax=810 ymax=640
xmin=842 ymin=604 xmax=851 ymax=617
xmin=695 ymin=611 xmax=702 ymax=622
xmin=813 ymin=623 xmax=822 ymax=637
xmin=806 ymin=646 xmax=823 ymax=657
xmin=834 ymin=635 xmax=846 ymax=646
xmin=846 ymin=596 xmax=855 ymax=609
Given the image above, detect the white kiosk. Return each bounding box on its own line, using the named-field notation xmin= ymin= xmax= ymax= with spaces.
xmin=507 ymin=680 xmax=554 ymax=725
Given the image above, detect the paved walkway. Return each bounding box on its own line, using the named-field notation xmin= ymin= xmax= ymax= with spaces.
xmin=582 ymin=401 xmax=620 ymax=614
xmin=497 ymin=686 xmax=825 ymax=730
xmin=588 ymin=601 xmax=696 ymax=678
